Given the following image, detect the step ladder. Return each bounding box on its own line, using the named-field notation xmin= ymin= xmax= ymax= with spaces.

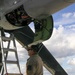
xmin=0 ymin=28 xmax=22 ymax=75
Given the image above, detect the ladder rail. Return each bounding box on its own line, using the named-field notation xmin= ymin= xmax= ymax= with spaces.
xmin=0 ymin=66 xmax=4 ymax=75
xmin=12 ymin=33 xmax=22 ymax=74
xmin=5 ymin=38 xmax=11 ymax=61
xmin=0 ymin=31 xmax=7 ymax=74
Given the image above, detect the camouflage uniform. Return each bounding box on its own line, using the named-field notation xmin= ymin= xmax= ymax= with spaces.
xmin=26 ymin=54 xmax=43 ymax=75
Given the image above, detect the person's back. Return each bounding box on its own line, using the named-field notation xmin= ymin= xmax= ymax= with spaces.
xmin=35 ymin=54 xmax=43 ymax=75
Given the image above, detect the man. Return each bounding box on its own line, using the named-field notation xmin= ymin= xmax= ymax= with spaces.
xmin=26 ymin=45 xmax=43 ymax=75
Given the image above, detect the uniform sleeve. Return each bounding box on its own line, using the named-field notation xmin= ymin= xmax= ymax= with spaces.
xmin=26 ymin=60 xmax=36 ymax=75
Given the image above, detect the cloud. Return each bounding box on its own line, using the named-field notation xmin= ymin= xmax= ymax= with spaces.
xmin=6 ymin=63 xmax=26 ymax=74
xmin=66 ymin=66 xmax=75 ymax=75
xmin=62 ymin=13 xmax=73 ymax=18
xmin=43 ymin=24 xmax=75 ymax=75
xmin=54 ymin=12 xmax=75 ymax=26
xmin=65 ymin=24 xmax=75 ymax=32
xmin=68 ymin=58 xmax=75 ymax=65
xmin=43 ymin=67 xmax=51 ymax=75
xmin=74 ymin=12 xmax=75 ymax=17
xmin=43 ymin=25 xmax=75 ymax=58
xmin=29 ymin=22 xmax=35 ymax=32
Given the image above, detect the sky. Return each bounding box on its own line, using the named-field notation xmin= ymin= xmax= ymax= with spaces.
xmin=1 ymin=3 xmax=75 ymax=75
xmin=43 ymin=3 xmax=75 ymax=75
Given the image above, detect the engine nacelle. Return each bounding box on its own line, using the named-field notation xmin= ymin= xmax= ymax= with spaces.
xmin=5 ymin=5 xmax=32 ymax=27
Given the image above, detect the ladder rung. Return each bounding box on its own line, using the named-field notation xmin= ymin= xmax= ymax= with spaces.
xmin=5 ymin=73 xmax=23 ymax=75
xmin=3 ymin=48 xmax=16 ymax=52
xmin=2 ymin=37 xmax=13 ymax=41
xmin=6 ymin=60 xmax=18 ymax=64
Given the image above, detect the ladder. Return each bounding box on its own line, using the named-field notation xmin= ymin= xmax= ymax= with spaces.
xmin=0 ymin=28 xmax=22 ymax=75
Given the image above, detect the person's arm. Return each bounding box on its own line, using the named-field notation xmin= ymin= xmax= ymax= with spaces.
xmin=26 ymin=60 xmax=36 ymax=75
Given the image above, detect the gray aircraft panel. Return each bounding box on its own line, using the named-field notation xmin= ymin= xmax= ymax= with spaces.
xmin=12 ymin=26 xmax=68 ymax=75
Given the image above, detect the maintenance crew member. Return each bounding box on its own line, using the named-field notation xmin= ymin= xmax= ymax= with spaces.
xmin=26 ymin=45 xmax=43 ymax=75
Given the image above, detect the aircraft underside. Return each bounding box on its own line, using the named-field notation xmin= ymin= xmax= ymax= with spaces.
xmin=0 ymin=0 xmax=75 ymax=30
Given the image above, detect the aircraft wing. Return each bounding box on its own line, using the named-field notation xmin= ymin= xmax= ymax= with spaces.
xmin=11 ymin=26 xmax=68 ymax=75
